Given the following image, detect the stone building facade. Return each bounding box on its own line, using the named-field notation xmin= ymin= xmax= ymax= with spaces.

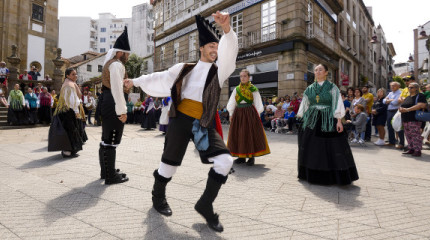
xmin=151 ymin=0 xmax=344 ymax=106
xmin=0 ymin=0 xmax=59 ymax=80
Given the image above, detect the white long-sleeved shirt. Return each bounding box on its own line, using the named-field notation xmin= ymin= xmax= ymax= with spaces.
xmin=132 ymin=30 xmax=238 ymax=101
xmin=109 ymin=62 xmax=127 ymax=115
xmin=62 ymin=86 xmax=80 ymax=113
xmin=297 ymin=81 xmax=345 ymax=119
xmin=226 ymin=88 xmax=264 ymax=116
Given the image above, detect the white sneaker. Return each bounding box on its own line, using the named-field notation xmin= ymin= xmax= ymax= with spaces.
xmin=374 ymin=139 xmax=385 ymax=146
xmin=358 ymin=139 xmax=365 ymax=144
xmin=350 ymin=139 xmax=358 ymax=143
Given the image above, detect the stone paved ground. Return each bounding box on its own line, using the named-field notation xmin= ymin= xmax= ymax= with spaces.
xmin=0 ymin=124 xmax=430 ymax=240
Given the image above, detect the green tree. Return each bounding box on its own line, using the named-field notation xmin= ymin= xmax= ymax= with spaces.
xmin=392 ymin=76 xmax=406 ymax=88
xmin=125 ymin=54 xmax=144 ymax=78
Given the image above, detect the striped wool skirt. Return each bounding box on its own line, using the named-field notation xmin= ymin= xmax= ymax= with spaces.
xmin=227 ymin=104 xmax=270 ymax=158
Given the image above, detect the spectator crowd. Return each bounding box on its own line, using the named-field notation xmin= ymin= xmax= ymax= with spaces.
xmin=1 ymin=60 xmax=430 ymax=157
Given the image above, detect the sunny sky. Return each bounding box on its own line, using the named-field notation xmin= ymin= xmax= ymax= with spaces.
xmin=58 ymin=0 xmax=430 ymax=63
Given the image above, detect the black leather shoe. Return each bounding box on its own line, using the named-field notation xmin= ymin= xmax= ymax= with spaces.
xmin=61 ymin=151 xmax=79 ymax=158
xmin=234 ymin=158 xmax=246 ymax=164
xmin=402 ymin=149 xmax=414 ymax=155
xmin=153 ymin=197 xmax=172 ymax=216
xmin=246 ymin=157 xmax=255 ymax=166
xmin=101 ymin=169 xmax=126 ymax=180
xmin=195 ymin=200 xmax=224 ymax=232
xmin=105 ymin=173 xmax=129 ymax=185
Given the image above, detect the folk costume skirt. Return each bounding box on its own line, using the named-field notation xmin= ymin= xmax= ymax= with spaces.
xmin=142 ymin=108 xmax=156 ymax=129
xmin=298 ymin=112 xmax=359 ymax=185
xmin=50 ymin=109 xmax=83 ymax=153
xmin=227 ymin=104 xmax=270 ymax=158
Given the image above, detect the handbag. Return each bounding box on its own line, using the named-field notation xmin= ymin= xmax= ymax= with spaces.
xmin=414 ymin=94 xmax=430 ymax=121
xmin=48 ymin=115 xmax=72 ymax=152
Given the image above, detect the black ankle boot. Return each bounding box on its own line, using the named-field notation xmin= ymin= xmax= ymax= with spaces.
xmin=246 ymin=157 xmax=255 ymax=166
xmin=152 ymin=170 xmax=172 ymax=216
xmin=103 ymin=146 xmax=129 ymax=185
xmin=99 ymin=144 xmax=126 ymax=180
xmin=234 ymin=158 xmax=246 ymax=164
xmin=195 ymin=168 xmax=227 ymax=232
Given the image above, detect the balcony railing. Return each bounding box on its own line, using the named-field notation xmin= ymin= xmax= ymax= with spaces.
xmin=155 ymin=50 xmax=200 ymax=71
xmin=306 ymin=22 xmax=339 ymax=52
xmin=243 ymin=23 xmax=282 ymax=48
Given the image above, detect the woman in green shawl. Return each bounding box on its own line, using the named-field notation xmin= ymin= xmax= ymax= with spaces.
xmin=297 ymin=64 xmax=358 ymax=185
xmin=227 ymin=69 xmax=270 ymax=166
xmin=7 ymin=84 xmax=26 ymax=125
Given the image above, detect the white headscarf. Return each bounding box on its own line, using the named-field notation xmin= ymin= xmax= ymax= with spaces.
xmin=103 ymin=48 xmax=131 ymax=66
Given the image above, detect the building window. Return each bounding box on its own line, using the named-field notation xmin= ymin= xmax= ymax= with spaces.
xmin=173 ymin=42 xmax=179 ymax=64
xmin=346 ymin=27 xmax=351 ymax=46
xmin=261 ymin=0 xmax=276 ymax=42
xmin=189 ymin=32 xmax=197 ymax=61
xmin=100 ymin=48 xmax=106 ymax=53
xmin=109 ymin=45 xmax=112 ymax=49
xmin=101 ymin=27 xmax=106 ymax=32
xmin=352 ymin=4 xmax=356 ymax=22
xmin=160 ymin=46 xmax=165 ymax=64
xmin=352 ymin=33 xmax=356 ymax=50
xmin=32 ymin=4 xmax=44 ymax=22
xmin=100 ymin=38 xmax=106 ymax=43
xmin=98 ymin=65 xmax=103 ymax=72
xmin=318 ymin=12 xmax=323 ymax=29
xmin=339 ymin=18 xmax=344 ymax=40
xmin=374 ymin=51 xmax=376 ymax=63
xmin=231 ymin=13 xmax=243 ymax=48
xmin=87 ymin=65 xmax=92 ymax=72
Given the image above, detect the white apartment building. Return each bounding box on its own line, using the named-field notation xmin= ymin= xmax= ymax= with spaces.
xmin=131 ymin=3 xmax=154 ymax=73
xmin=59 ymin=3 xmax=154 ymax=61
xmin=97 ymin=13 xmax=132 ymax=54
xmin=59 ymin=17 xmax=98 ymax=58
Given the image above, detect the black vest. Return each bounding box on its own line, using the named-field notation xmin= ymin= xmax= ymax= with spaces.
xmin=169 ymin=63 xmax=220 ymax=128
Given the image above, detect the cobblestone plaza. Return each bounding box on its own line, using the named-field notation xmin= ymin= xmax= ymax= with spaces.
xmin=0 ymin=125 xmax=429 ymax=239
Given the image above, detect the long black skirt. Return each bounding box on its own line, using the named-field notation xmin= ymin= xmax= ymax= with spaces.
xmin=142 ymin=109 xmax=156 ymax=129
xmin=298 ymin=114 xmax=359 ymax=185
xmin=54 ymin=109 xmax=83 ymax=153
xmin=134 ymin=111 xmax=143 ymax=124
xmin=7 ymin=108 xmax=29 ymax=125
xmin=38 ymin=105 xmax=52 ymax=124
xmin=27 ymin=108 xmax=38 ymax=124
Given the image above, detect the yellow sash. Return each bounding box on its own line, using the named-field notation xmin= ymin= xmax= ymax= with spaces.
xmin=177 ymin=98 xmax=203 ymax=119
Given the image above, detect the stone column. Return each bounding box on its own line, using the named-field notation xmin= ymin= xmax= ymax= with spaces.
xmin=6 ymin=44 xmax=21 ymax=95
xmin=52 ymin=48 xmax=65 ymax=92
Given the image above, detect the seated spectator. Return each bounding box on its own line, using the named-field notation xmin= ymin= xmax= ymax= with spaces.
xmin=282 ymin=96 xmax=291 ymax=111
xmin=346 ymin=104 xmax=367 ymax=144
xmin=290 ymin=96 xmax=300 ymax=114
xmin=262 ymin=107 xmax=274 ymax=129
xmin=270 ymin=104 xmax=285 ymax=132
xmin=280 ymin=106 xmax=296 ymax=133
xmin=0 ymin=61 xmax=9 ymax=88
xmin=0 ymin=87 xmax=8 ymax=107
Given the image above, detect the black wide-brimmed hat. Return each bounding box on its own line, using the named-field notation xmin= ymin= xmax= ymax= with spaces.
xmin=195 ymin=15 xmax=221 ymax=47
xmin=113 ymin=26 xmax=131 ymax=52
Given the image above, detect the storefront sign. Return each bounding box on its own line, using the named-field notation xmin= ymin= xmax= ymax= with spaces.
xmin=237 ymin=42 xmax=294 ymax=61
xmin=341 ymin=72 xmax=349 ymax=86
xmin=156 ymin=0 xmax=264 ymax=47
